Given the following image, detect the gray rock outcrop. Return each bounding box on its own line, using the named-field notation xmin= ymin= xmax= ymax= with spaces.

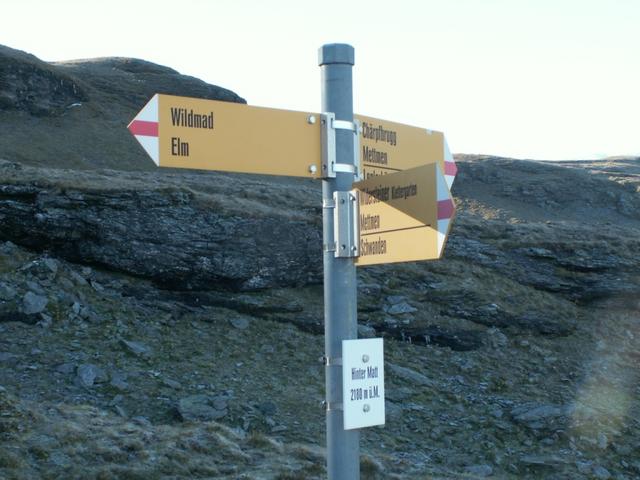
xmin=0 ymin=162 xmax=322 ymax=291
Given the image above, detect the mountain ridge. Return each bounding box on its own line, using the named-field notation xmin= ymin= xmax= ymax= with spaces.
xmin=0 ymin=44 xmax=245 ymax=171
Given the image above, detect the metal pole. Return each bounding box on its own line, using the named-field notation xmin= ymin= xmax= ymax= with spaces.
xmin=319 ymin=43 xmax=359 ymax=480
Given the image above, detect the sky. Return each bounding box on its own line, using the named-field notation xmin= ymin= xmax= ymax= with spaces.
xmin=2 ymin=0 xmax=639 ymax=160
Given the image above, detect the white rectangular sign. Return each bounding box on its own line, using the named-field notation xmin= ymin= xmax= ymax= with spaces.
xmin=342 ymin=338 xmax=385 ymax=430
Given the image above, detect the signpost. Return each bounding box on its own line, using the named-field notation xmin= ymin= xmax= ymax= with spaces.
xmin=128 ymin=94 xmax=322 ymax=178
xmin=128 ymin=43 xmax=458 ymax=480
xmin=319 ymin=44 xmax=360 ymax=479
xmin=127 ymin=95 xmax=458 ymax=185
xmin=354 ymin=162 xmax=456 ymax=266
xmin=355 ymin=114 xmax=458 ymax=190
xmin=342 ymin=338 xmax=385 ymax=430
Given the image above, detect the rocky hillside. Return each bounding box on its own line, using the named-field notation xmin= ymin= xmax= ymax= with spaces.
xmin=0 ymin=44 xmax=244 ymax=170
xmin=1 ymin=44 xmax=640 ymax=479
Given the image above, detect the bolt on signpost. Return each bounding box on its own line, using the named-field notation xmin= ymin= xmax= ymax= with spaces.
xmin=128 ymin=43 xmax=457 ymax=480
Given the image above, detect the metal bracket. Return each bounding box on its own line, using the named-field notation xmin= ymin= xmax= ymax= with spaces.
xmin=333 ymin=119 xmax=357 ymax=132
xmin=322 ymin=401 xmax=344 ymax=412
xmin=333 ymin=191 xmax=359 ymax=258
xmin=320 ymin=355 xmax=343 ymax=366
xmin=321 ymin=113 xmax=362 ymax=180
xmin=321 ymin=198 xmax=337 ymax=252
xmin=353 ymin=119 xmax=362 ymax=181
xmin=322 ymin=198 xmax=335 ymax=209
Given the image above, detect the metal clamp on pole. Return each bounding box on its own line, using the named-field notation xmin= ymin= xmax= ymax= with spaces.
xmin=321 ymin=400 xmax=344 ymax=412
xmin=353 ymin=118 xmax=362 ymax=181
xmin=322 ymin=198 xmax=337 ymax=253
xmin=321 ymin=112 xmax=336 ymax=178
xmin=321 ymin=113 xmax=362 ymax=180
xmin=320 ymin=355 xmax=343 ymax=366
xmin=333 ymin=191 xmax=360 ymax=258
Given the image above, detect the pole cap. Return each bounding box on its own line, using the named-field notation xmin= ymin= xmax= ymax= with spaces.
xmin=318 ymin=44 xmax=355 ymax=66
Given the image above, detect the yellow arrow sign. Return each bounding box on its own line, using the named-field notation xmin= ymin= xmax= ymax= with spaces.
xmin=355 ymin=114 xmax=457 ymax=190
xmin=128 ymin=94 xmax=322 ymax=178
xmin=354 ymin=162 xmax=455 ymax=266
xmin=128 ymin=95 xmax=458 ymax=187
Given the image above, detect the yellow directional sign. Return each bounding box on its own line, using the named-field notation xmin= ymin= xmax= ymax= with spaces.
xmin=355 ymin=114 xmax=457 ymax=189
xmin=128 ymin=96 xmax=458 ymax=185
xmin=354 ymin=162 xmax=455 ymax=266
xmin=129 ymin=94 xmax=322 ymax=178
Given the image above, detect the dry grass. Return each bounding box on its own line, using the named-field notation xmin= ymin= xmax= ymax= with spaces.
xmin=0 ymin=391 xmax=331 ymax=480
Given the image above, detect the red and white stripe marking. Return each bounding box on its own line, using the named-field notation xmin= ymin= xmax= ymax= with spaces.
xmin=127 ymin=94 xmax=159 ymax=165
xmin=443 ymin=136 xmax=457 ymax=190
xmin=436 ymin=162 xmax=455 ymax=256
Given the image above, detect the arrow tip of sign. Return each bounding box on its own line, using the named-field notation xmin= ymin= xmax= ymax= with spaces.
xmin=437 ymin=219 xmax=451 ymax=257
xmin=443 ymin=137 xmax=457 ymax=190
xmin=132 ymin=135 xmax=160 ymax=166
xmin=128 ymin=95 xmax=160 ymax=166
xmin=436 ymin=163 xmax=456 ymax=257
